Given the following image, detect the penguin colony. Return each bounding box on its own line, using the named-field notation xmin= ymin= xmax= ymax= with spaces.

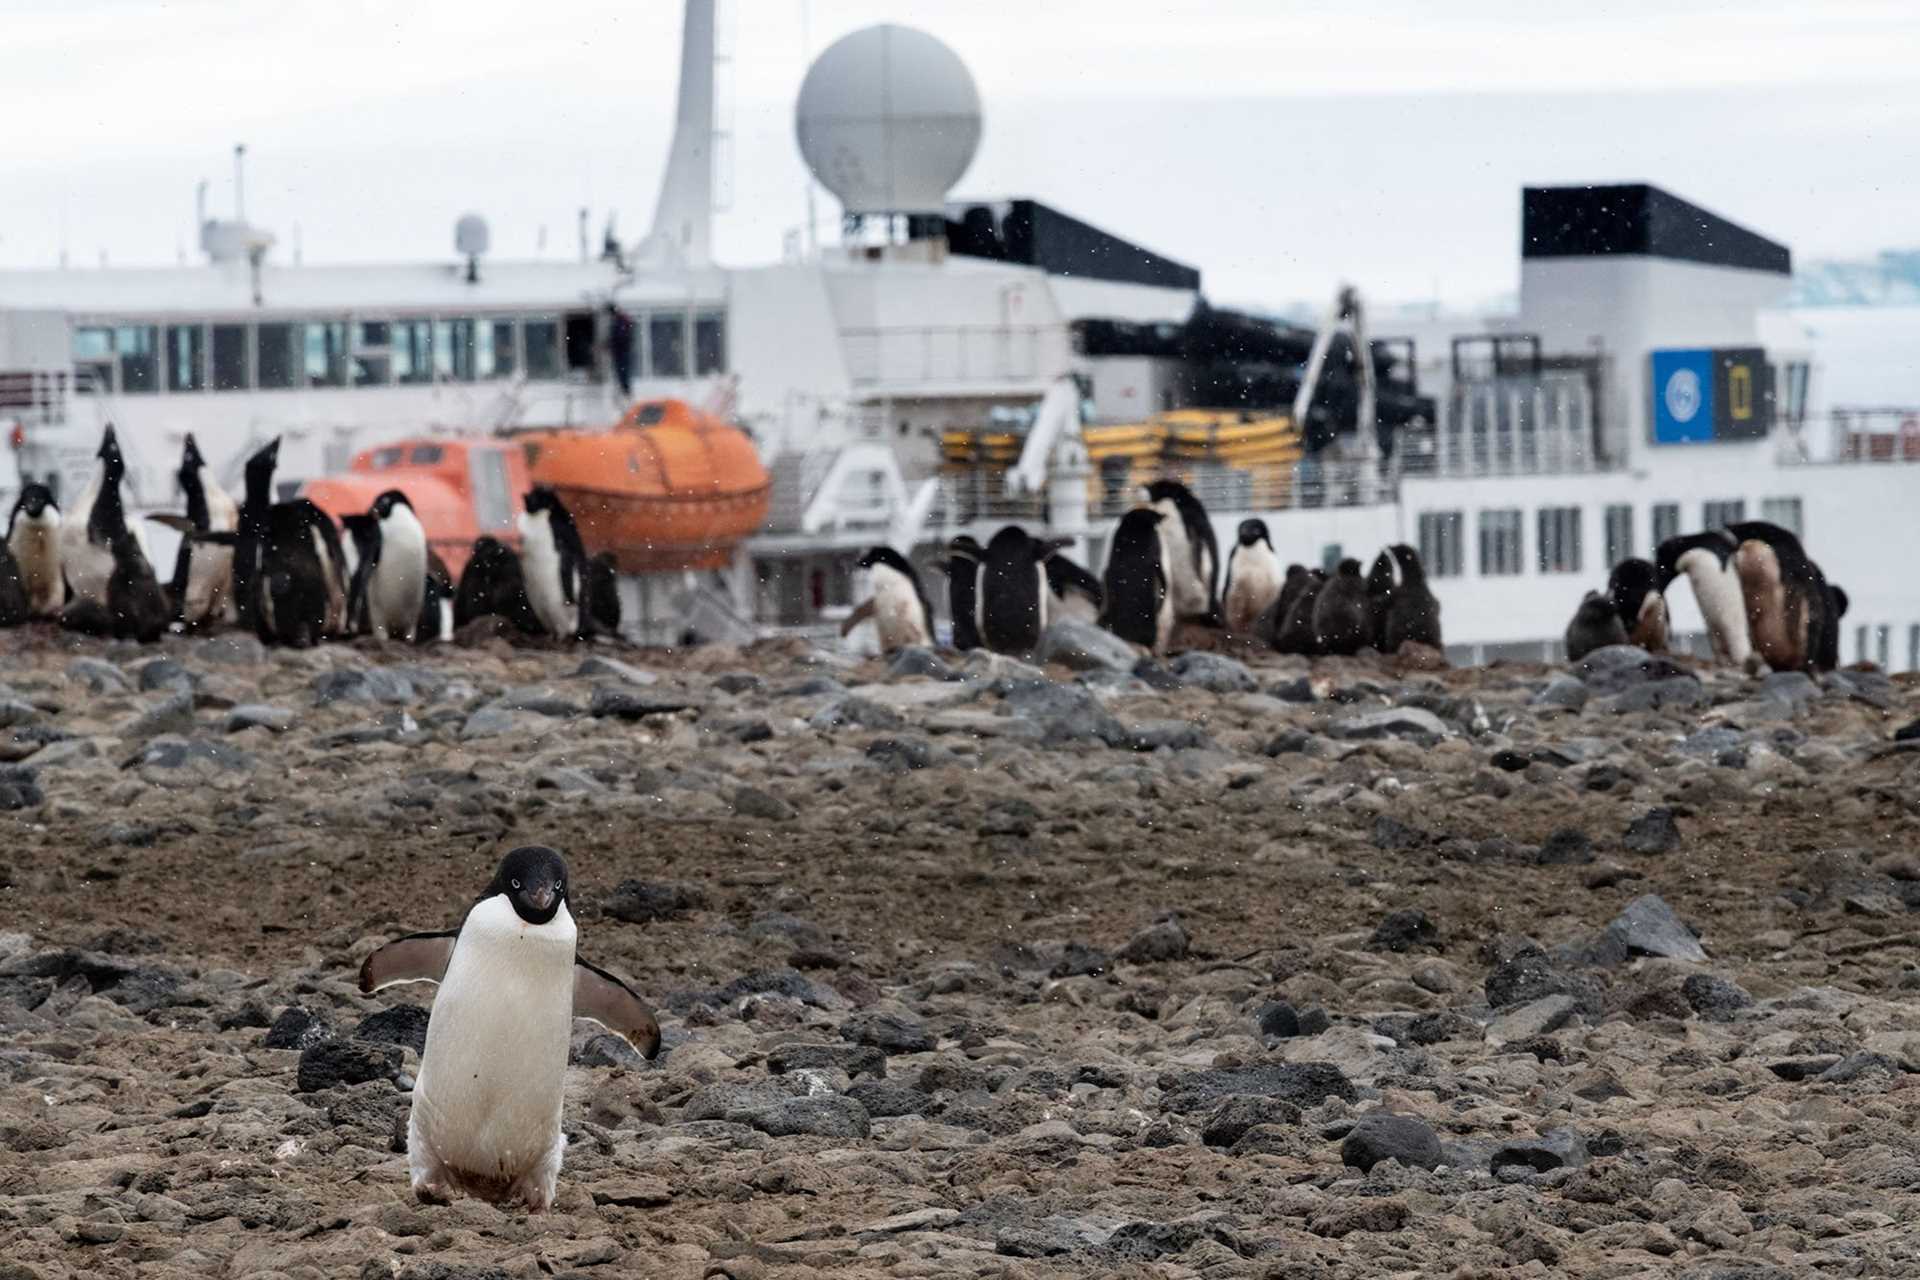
xmin=845 ymin=479 xmax=1445 ymax=661
xmin=0 ymin=427 xmax=620 ymax=646
xmin=1565 ymin=521 xmax=1849 ymax=673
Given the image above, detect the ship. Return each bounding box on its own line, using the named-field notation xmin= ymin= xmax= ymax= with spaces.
xmin=0 ymin=2 xmax=1915 ymax=661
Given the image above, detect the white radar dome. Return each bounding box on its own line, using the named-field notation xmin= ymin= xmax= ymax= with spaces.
xmin=795 ymin=24 xmax=982 ymax=217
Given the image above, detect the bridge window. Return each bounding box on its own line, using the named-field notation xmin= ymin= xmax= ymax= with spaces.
xmin=1416 ymin=510 xmax=1463 ymax=578
xmin=303 ymin=321 xmax=349 ymax=387
xmin=694 ymin=311 xmax=727 ymax=375
xmin=116 ymin=325 xmax=158 ymax=394
xmin=649 ymin=312 xmax=687 ymax=377
xmin=393 ymin=319 xmax=433 ymax=385
xmin=1760 ymin=496 xmax=1803 ymax=537
xmin=487 ymin=319 xmax=516 ymax=378
xmin=212 ymin=324 xmax=249 ymax=391
xmin=1478 ymin=509 xmax=1523 ymax=576
xmin=524 ymin=318 xmax=561 ymax=380
xmin=166 ymin=324 xmax=206 ymax=392
xmin=1702 ymin=498 xmax=1745 ymax=528
xmin=257 ymin=324 xmax=297 ymax=388
xmin=1604 ymin=504 xmax=1633 ymax=565
xmin=73 ymin=326 xmax=114 ymax=393
xmin=1537 ymin=506 xmax=1582 ymax=574
xmin=1652 ymin=502 xmax=1680 ymax=547
xmin=564 ymin=311 xmax=597 ymax=374
xmin=352 ymin=320 xmax=391 ymax=386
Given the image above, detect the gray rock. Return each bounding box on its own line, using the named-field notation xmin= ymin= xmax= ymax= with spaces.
xmin=1575 ymin=646 xmax=1690 ymax=692
xmin=534 ymin=767 xmax=602 ymax=793
xmin=752 ymin=1096 xmax=871 ymax=1140
xmin=1682 ymin=974 xmax=1753 ymax=1022
xmin=807 ymin=695 xmax=905 ymax=732
xmin=572 ymin=655 xmax=659 ymax=685
xmin=841 ymin=1010 xmax=934 ymax=1055
xmin=683 ymin=1081 xmax=795 ymax=1123
xmin=1125 ymin=720 xmax=1216 ymax=752
xmin=1486 ymin=995 xmax=1577 ymax=1044
xmin=1622 ymin=808 xmax=1681 ymax=855
xmin=887 ymin=646 xmax=958 ymax=681
xmin=1537 ymin=827 xmax=1595 ymax=866
xmin=1368 ymin=909 xmax=1437 ymax=952
xmin=1490 ymin=1127 xmax=1588 ymax=1174
xmin=1328 ymin=707 xmax=1448 ymax=743
xmin=1485 ymin=944 xmax=1572 ymax=1010
xmin=295 ymin=1039 xmax=403 ymax=1092
xmin=1609 ymin=678 xmax=1707 ymax=714
xmin=602 ymin=880 xmax=706 ymax=924
xmin=263 ymin=1006 xmax=334 ymax=1050
xmin=128 ymin=735 xmax=253 ymax=772
xmin=1167 ymin=652 xmax=1259 ymax=694
xmin=225 ymin=704 xmax=295 ymax=734
xmin=1257 ymin=1001 xmax=1301 ymax=1038
xmin=771 ymin=1043 xmax=888 ymax=1080
xmin=1532 ymin=675 xmax=1590 ymax=712
xmin=135 ymin=658 xmax=195 ymax=693
xmin=0 ymin=780 xmax=44 ymax=810
xmin=311 ymin=668 xmax=415 ymax=707
xmin=589 ymin=685 xmax=702 ymax=720
xmin=574 ymin=1033 xmax=644 ymax=1069
xmin=1763 ymin=670 xmax=1820 ymax=706
xmin=199 ymin=633 xmax=269 ymax=665
xmin=459 ymin=706 xmax=517 ymax=740
xmin=1033 ymin=620 xmax=1139 ymax=673
xmin=1610 ymin=894 xmax=1706 ymax=962
xmin=1117 ymin=916 xmax=1188 ymax=963
xmin=1263 ymin=729 xmax=1313 ymax=756
xmin=66 ymin=657 xmax=131 ymax=694
xmin=1341 ymin=1114 xmax=1443 ymax=1172
xmin=1159 ymin=1062 xmax=1356 ymax=1113
xmin=490 ymin=687 xmax=584 ymax=717
xmin=866 ymin=736 xmax=934 ymax=772
xmin=121 ymin=691 xmax=195 ymax=740
xmin=731 ymin=785 xmax=796 ymax=822
xmin=354 ymin=1005 xmax=430 ymax=1054
xmin=1201 ymin=1094 xmax=1302 ymax=1147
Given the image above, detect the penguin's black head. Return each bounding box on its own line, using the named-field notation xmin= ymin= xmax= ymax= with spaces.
xmin=97 ymin=424 xmax=121 ymax=463
xmin=13 ymin=484 xmax=55 ymax=520
xmin=486 ymin=845 xmax=570 ymax=925
xmin=371 ymin=489 xmax=412 ymax=520
xmin=947 ymin=535 xmax=982 ymax=564
xmin=857 ymin=545 xmax=911 ymax=575
xmin=245 ymin=437 xmax=281 ymax=494
xmin=181 ymin=434 xmax=205 ymax=471
xmin=1237 ymin=519 xmax=1270 ymax=548
xmin=524 ymin=486 xmax=563 ymax=516
xmin=1336 ymin=558 xmax=1362 ymax=577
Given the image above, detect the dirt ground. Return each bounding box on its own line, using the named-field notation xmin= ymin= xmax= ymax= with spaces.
xmin=2 ymin=622 xmax=1919 ymax=1279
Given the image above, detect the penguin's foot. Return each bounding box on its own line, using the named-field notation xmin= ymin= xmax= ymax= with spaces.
xmin=411 ymin=1177 xmax=452 ymax=1206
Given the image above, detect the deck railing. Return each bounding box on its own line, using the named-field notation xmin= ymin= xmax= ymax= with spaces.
xmin=840 ymin=325 xmax=1067 ymax=387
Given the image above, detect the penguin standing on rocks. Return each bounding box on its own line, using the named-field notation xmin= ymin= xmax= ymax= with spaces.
xmin=1566 ymin=590 xmax=1629 ymax=661
xmin=0 ymin=525 xmax=29 ymax=626
xmin=6 ymin=484 xmax=63 ymax=619
xmin=841 ymin=545 xmax=934 ymax=653
xmin=1221 ymin=519 xmax=1282 ymax=635
xmin=1607 ymin=558 xmax=1668 ymax=652
xmin=941 ymin=536 xmax=984 ymax=651
xmin=60 ymin=425 xmax=129 ymax=609
xmin=344 ymin=491 xmax=429 ymax=641
xmin=1310 ymin=559 xmax=1372 ymax=655
xmin=169 ymin=433 xmax=237 ymax=629
xmin=206 ymin=436 xmax=351 ymax=644
xmin=358 ymin=846 xmax=660 ymax=1212
xmin=977 ymin=525 xmax=1067 ymax=654
xmin=1656 ymin=530 xmax=1753 ymax=670
xmin=1273 ymin=567 xmax=1327 ymax=655
xmin=417 ymin=551 xmax=457 ymax=643
xmin=1372 ymin=544 xmax=1441 ymax=654
xmin=518 ymin=487 xmax=587 ymax=639
xmin=455 ymin=537 xmax=542 ymax=634
xmin=1100 ymin=508 xmax=1173 ymax=653
xmin=1143 ymin=479 xmax=1219 ymax=624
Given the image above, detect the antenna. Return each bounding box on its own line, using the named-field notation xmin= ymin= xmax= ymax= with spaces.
xmin=711 ymin=0 xmax=734 ymax=215
xmin=456 ymin=213 xmax=491 ymax=283
xmin=233 ymin=143 xmax=247 ymax=220
xmin=801 ymin=0 xmax=817 ymax=255
xmin=578 ymin=207 xmax=589 ymax=263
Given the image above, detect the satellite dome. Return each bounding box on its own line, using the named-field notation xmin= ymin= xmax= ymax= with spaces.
xmin=795 ymin=24 xmax=982 ymax=217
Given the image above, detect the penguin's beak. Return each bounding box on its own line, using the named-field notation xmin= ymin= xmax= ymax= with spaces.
xmin=525 ymin=883 xmax=556 ymax=911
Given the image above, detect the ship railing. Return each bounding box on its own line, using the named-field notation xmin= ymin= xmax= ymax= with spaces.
xmin=841 ymin=325 xmax=1067 ymax=387
xmin=1777 ymin=407 xmax=1920 ymax=464
xmin=1424 ymin=372 xmax=1620 ymax=477
xmin=1087 ymin=459 xmax=1395 ymax=519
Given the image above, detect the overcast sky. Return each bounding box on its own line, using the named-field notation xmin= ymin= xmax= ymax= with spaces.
xmin=5 ymin=1 xmax=1918 ymax=307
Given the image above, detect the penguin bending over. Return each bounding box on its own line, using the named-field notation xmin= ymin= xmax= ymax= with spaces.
xmin=1272 ymin=568 xmax=1327 ymax=655
xmin=454 ymin=537 xmax=542 ymax=634
xmin=1566 ymin=590 xmax=1629 ymax=662
xmin=1142 ymin=479 xmax=1219 ymax=623
xmin=1724 ymin=520 xmax=1844 ymax=673
xmin=1100 ymin=508 xmax=1172 ymax=653
xmin=6 ymin=484 xmax=62 ymax=618
xmin=841 ymin=545 xmax=934 ymax=652
xmin=1656 ymin=531 xmax=1753 ymax=670
xmin=418 ymin=551 xmax=456 ymax=642
xmin=1043 ymin=550 xmax=1104 ymax=624
xmin=1221 ymin=519 xmax=1282 ymax=635
xmin=345 ymin=491 xmax=428 ymax=641
xmin=1310 ymin=559 xmax=1372 ymax=655
xmin=169 ymin=433 xmax=237 ymax=629
xmin=941 ymin=536 xmax=983 ymax=651
xmin=60 ymin=425 xmax=129 ymax=608
xmin=519 ymin=487 xmax=587 ymax=639
xmin=1607 ymin=558 xmax=1668 ymax=652
xmin=1372 ymin=544 xmax=1441 ymax=654
xmin=358 ymin=846 xmax=660 ymax=1211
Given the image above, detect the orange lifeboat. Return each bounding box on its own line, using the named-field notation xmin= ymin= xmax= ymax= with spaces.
xmin=515 ymin=398 xmax=770 ymax=573
xmin=303 ymin=438 xmax=530 ymax=577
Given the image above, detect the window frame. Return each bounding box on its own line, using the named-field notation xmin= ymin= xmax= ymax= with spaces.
xmin=1478 ymin=508 xmax=1524 ymax=577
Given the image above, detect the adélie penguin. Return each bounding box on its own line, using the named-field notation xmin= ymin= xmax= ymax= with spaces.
xmin=170 ymin=433 xmax=237 ymax=628
xmin=841 ymin=545 xmax=933 ymax=652
xmin=1142 ymin=479 xmax=1219 ymax=624
xmin=1221 ymin=518 xmax=1281 ymax=634
xmin=358 ymin=846 xmax=661 ymax=1211
xmin=518 ymin=487 xmax=587 ymax=639
xmin=6 ymin=484 xmax=62 ymax=618
xmin=0 ymin=523 xmax=28 ymax=626
xmin=60 ymin=424 xmax=129 ymax=608
xmin=418 ymin=550 xmax=456 ymax=643
xmin=351 ymin=490 xmax=428 ymax=641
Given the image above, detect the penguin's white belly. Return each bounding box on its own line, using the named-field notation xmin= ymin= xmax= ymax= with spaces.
xmin=518 ymin=520 xmax=577 ymax=637
xmin=63 ymin=530 xmax=113 ymax=605
xmin=412 ymin=898 xmax=576 ymax=1185
xmin=1153 ymin=502 xmax=1206 ymax=617
xmin=870 ymin=564 xmax=929 ymax=651
xmin=1224 ymin=549 xmax=1281 ymax=633
xmin=370 ymin=544 xmax=428 ymax=640
xmin=11 ymin=522 xmax=62 ymax=616
xmin=183 ymin=543 xmax=234 ymax=624
xmin=1680 ymin=551 xmax=1751 ymax=666
xmin=1050 ymin=590 xmax=1099 ymax=624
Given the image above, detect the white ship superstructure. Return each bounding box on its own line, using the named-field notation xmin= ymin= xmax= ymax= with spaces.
xmin=0 ymin=2 xmax=1914 ymax=662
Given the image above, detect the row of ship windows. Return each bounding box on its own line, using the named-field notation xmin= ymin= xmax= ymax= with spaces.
xmin=1415 ymin=498 xmax=1805 ymax=579
xmin=1857 ymin=624 xmax=1920 ymax=673
xmin=68 ymin=310 xmax=727 ymax=395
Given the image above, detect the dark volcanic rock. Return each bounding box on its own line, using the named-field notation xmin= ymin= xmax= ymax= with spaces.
xmin=354 ymin=1005 xmax=431 ymax=1054
xmin=1486 ymin=943 xmax=1573 ymax=1010
xmin=840 ymin=1010 xmax=935 ymax=1055
xmin=767 ymin=1043 xmax=887 ymax=1079
xmin=1340 ymin=1113 xmax=1443 ymax=1172
xmin=1491 ymin=1127 xmax=1589 ymax=1175
xmin=1372 ymin=815 xmax=1427 ymax=851
xmin=296 ymin=1039 xmax=403 ymax=1092
xmin=1116 ymin=916 xmax=1188 ymax=964
xmin=1200 ymin=1094 xmax=1302 ymax=1147
xmin=1368 ymin=908 xmax=1437 ymax=952
xmin=1622 ymin=808 xmax=1681 ymax=855
xmin=846 ymin=1079 xmax=926 ymax=1117
xmin=1048 ymin=942 xmax=1110 ymax=979
xmin=602 ymin=879 xmax=706 ymax=924
xmin=1256 ymin=1000 xmax=1300 ymax=1039
xmin=1166 ymin=652 xmax=1258 ymax=694
xmin=1682 ymin=974 xmax=1753 ymax=1022
xmin=731 ymin=785 xmax=796 ymax=822
xmin=1611 ymin=894 xmax=1706 ymax=962
xmin=751 ymin=1096 xmax=871 ymax=1139
xmin=1536 ymin=827 xmax=1595 ymax=866
xmin=263 ymin=1006 xmax=335 ymax=1051
xmin=590 ymin=685 xmax=702 ymax=720
xmin=1159 ymin=1062 xmax=1356 ymax=1113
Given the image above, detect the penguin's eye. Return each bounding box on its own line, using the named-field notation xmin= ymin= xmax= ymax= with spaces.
xmin=511 ymin=879 xmax=521 ymax=890
xmin=555 ymin=883 xmax=564 ymax=895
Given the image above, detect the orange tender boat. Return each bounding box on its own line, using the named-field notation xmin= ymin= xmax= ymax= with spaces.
xmin=516 ymin=398 xmax=771 ymax=574
xmin=304 ymin=438 xmax=530 ymax=577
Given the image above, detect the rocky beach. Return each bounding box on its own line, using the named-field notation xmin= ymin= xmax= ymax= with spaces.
xmin=1 ymin=621 xmax=1918 ymax=1279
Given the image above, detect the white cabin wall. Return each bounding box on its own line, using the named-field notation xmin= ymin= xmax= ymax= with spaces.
xmin=727 ymin=264 xmax=853 ymax=451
